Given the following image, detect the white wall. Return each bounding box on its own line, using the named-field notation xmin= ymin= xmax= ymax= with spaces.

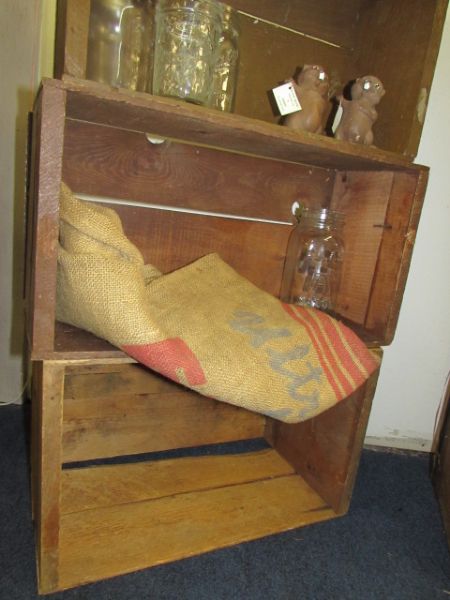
xmin=0 ymin=1 xmax=42 ymax=404
xmin=366 ymin=11 xmax=450 ymax=451
xmin=0 ymin=0 xmax=55 ymax=406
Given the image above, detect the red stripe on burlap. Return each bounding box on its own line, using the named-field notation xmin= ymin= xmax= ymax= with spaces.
xmin=122 ymin=338 xmax=207 ymax=386
xmin=337 ymin=320 xmax=380 ymax=375
xmin=293 ymin=306 xmax=355 ymax=398
xmin=310 ymin=308 xmax=368 ymax=388
xmin=282 ymin=303 xmax=346 ymax=399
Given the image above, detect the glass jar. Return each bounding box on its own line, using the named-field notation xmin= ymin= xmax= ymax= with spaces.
xmin=86 ymin=0 xmax=154 ymax=92
xmin=152 ymin=0 xmax=223 ymax=105
xmin=209 ymin=5 xmax=240 ymax=112
xmin=281 ymin=207 xmax=345 ymax=313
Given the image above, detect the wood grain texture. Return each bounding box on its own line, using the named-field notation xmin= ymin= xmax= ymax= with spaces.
xmin=331 ymin=171 xmax=393 ymax=325
xmin=57 ymin=78 xmax=419 ymax=172
xmin=62 ymin=363 xmax=265 ymax=462
xmin=32 ymin=361 xmax=65 ymax=593
xmin=270 ymin=352 xmax=381 ymax=514
xmin=364 ymin=169 xmax=427 ymax=343
xmin=58 ymin=473 xmax=334 ymax=591
xmin=61 ymin=449 xmax=295 ymax=513
xmin=226 ymin=0 xmax=361 ymax=49
xmin=110 ymin=204 xmax=291 ymax=297
xmin=28 ymin=85 xmax=66 ymax=359
xmin=232 ymin=11 xmax=354 ymax=124
xmin=355 ymin=0 xmax=447 ymax=156
xmin=54 ymin=0 xmax=90 ymax=80
xmin=62 ymin=119 xmax=334 ymax=221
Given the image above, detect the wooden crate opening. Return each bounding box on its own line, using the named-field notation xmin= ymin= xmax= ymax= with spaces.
xmin=32 ymin=358 xmax=378 ymax=593
xmin=26 ymin=79 xmax=427 ymax=361
xmin=54 ymin=0 xmax=448 ymax=157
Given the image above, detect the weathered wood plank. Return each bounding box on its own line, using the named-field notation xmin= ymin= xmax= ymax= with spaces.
xmin=54 ymin=0 xmax=90 ymax=80
xmin=32 ymin=361 xmax=65 ymax=593
xmin=61 ymin=449 xmax=294 ymax=513
xmin=62 ymin=389 xmax=266 ymax=463
xmin=28 ymin=84 xmax=66 ymax=358
xmin=331 ymin=171 xmax=393 ymax=325
xmin=62 ymin=119 xmax=334 ymax=222
xmin=58 ymin=474 xmax=334 ymax=590
xmin=365 ymin=170 xmax=427 ymax=343
xmin=270 ymin=354 xmax=381 ymax=515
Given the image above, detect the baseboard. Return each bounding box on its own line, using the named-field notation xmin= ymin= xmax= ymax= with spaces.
xmin=364 ymin=436 xmax=432 ymax=453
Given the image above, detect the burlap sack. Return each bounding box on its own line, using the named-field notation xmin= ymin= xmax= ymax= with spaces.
xmin=57 ymin=183 xmax=379 ymax=423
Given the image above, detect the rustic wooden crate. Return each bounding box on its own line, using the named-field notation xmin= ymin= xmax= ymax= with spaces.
xmin=31 ymin=356 xmax=380 ymax=593
xmin=54 ymin=0 xmax=448 ymax=158
xmin=26 ymin=76 xmax=424 ymax=592
xmin=26 ymin=78 xmax=428 ymax=361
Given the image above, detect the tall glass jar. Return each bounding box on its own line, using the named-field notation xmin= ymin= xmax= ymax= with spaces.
xmin=281 ymin=207 xmax=345 ymax=313
xmin=209 ymin=5 xmax=240 ymax=112
xmin=86 ymin=0 xmax=154 ymax=92
xmin=152 ymin=0 xmax=223 ymax=105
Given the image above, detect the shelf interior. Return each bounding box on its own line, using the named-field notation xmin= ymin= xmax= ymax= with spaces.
xmin=57 ymin=448 xmax=336 ymax=590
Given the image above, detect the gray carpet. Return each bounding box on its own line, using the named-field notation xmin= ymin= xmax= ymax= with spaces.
xmin=1 ymin=404 xmax=449 ymax=599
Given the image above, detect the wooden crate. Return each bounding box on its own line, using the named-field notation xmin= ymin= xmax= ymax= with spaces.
xmin=54 ymin=0 xmax=448 ymax=158
xmin=27 ymin=76 xmax=425 ymax=593
xmin=31 ymin=357 xmax=379 ymax=593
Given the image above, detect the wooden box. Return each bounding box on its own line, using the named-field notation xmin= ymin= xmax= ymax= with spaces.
xmin=26 ymin=76 xmax=426 ymax=593
xmin=54 ymin=0 xmax=448 ymax=158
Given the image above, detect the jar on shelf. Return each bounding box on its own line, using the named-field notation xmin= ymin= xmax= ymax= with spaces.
xmin=280 ymin=206 xmax=345 ymax=313
xmin=86 ymin=0 xmax=154 ymax=92
xmin=209 ymin=5 xmax=240 ymax=112
xmin=152 ymin=0 xmax=223 ymax=105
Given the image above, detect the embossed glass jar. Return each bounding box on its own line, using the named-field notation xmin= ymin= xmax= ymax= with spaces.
xmin=152 ymin=0 xmax=223 ymax=105
xmin=281 ymin=207 xmax=345 ymax=313
xmin=209 ymin=5 xmax=240 ymax=112
xmin=86 ymin=0 xmax=154 ymax=92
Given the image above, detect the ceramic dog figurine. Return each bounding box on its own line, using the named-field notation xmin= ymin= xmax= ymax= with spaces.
xmin=334 ymin=76 xmax=385 ymax=145
xmin=283 ymin=65 xmax=331 ymax=135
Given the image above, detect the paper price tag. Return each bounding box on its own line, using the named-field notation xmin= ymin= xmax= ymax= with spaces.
xmin=332 ymin=103 xmax=343 ymax=134
xmin=272 ymin=82 xmax=302 ymax=116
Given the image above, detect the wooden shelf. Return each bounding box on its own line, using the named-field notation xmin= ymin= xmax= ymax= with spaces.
xmin=55 ymin=449 xmax=335 ymax=591
xmin=57 ymin=77 xmax=420 ymax=173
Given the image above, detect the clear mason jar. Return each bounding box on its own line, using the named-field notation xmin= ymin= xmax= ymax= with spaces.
xmin=281 ymin=207 xmax=345 ymax=313
xmin=209 ymin=5 xmax=240 ymax=112
xmin=86 ymin=0 xmax=154 ymax=92
xmin=152 ymin=0 xmax=223 ymax=105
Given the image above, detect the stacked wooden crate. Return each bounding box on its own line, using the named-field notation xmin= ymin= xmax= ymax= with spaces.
xmin=27 ymin=0 xmax=447 ymax=593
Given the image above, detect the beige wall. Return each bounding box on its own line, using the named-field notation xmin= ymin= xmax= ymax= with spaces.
xmin=0 ymin=0 xmax=55 ymax=404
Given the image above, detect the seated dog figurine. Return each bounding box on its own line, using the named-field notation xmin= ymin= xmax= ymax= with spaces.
xmin=283 ymin=65 xmax=331 ymax=135
xmin=334 ymin=76 xmax=385 ymax=145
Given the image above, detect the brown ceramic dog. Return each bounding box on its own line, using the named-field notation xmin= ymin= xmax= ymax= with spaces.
xmin=334 ymin=76 xmax=385 ymax=145
xmin=283 ymin=65 xmax=331 ymax=135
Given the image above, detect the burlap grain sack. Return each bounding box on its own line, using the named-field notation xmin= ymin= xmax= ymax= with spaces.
xmin=57 ymin=183 xmax=379 ymax=423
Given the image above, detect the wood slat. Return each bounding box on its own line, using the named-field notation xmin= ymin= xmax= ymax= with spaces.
xmin=365 ymin=170 xmax=427 ymax=343
xmin=331 ymin=171 xmax=393 ymax=325
xmin=62 ymin=388 xmax=266 ymax=463
xmin=54 ymin=0 xmax=90 ymax=80
xmin=111 ymin=205 xmax=290 ymax=297
xmin=271 ymin=357 xmax=380 ymax=515
xmin=32 ymin=361 xmax=66 ymax=593
xmin=56 ymin=78 xmax=419 ymax=172
xmin=61 ymin=448 xmax=295 ymax=513
xmin=58 ymin=474 xmax=334 ymax=591
xmin=62 ymin=119 xmax=334 ymax=222
xmin=28 ymin=84 xmax=66 ymax=358
xmin=232 ymin=11 xmax=355 ymax=124
xmin=355 ymin=0 xmax=447 ymax=156
xmin=226 ymin=0 xmax=362 ymax=49
xmin=64 ymin=362 xmax=179 ymax=400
